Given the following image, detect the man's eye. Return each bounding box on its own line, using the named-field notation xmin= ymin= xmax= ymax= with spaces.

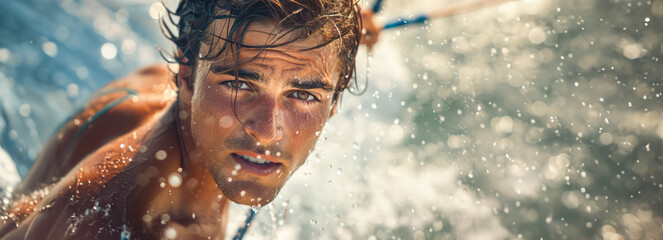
xmin=223 ymin=81 xmax=251 ymax=90
xmin=291 ymin=91 xmax=317 ymax=101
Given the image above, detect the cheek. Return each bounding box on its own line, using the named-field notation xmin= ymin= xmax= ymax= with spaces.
xmin=218 ymin=115 xmax=235 ymax=128
xmin=285 ymin=103 xmax=331 ymax=155
xmin=190 ymin=85 xmax=239 ymax=145
xmin=287 ymin=102 xmax=331 ymax=132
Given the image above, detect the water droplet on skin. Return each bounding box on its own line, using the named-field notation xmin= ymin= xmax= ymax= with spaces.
xmin=167 ymin=173 xmax=182 ymax=188
xmin=276 ymin=152 xmax=281 ymax=157
xmin=265 ymin=150 xmax=271 ymax=156
xmin=165 ymin=227 xmax=177 ymax=239
xmin=160 ymin=214 xmax=171 ymax=224
xmin=160 ymin=183 xmax=165 ymax=188
xmin=218 ymin=116 xmax=233 ymax=128
xmin=227 ymin=177 xmax=232 ymax=182
xmin=240 ymin=191 xmax=246 ymax=197
xmin=155 ymin=150 xmax=167 ymax=160
xmin=231 ymin=170 xmax=237 ymax=176
xmin=179 ymin=111 xmax=188 ymax=119
xmin=142 ymin=214 xmax=152 ymax=223
xmin=315 ymin=131 xmax=321 ymax=136
xmin=235 ymin=164 xmax=241 ymax=170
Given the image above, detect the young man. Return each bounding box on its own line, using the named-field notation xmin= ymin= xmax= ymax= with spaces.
xmin=0 ymin=0 xmax=360 ymax=239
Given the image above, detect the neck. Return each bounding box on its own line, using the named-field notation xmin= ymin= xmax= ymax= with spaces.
xmin=133 ymin=101 xmax=230 ymax=238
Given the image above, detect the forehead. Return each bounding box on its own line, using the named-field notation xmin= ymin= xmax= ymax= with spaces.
xmin=198 ymin=19 xmax=341 ymax=78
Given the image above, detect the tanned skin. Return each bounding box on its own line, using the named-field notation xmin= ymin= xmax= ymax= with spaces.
xmin=1 ymin=65 xmax=229 ymax=239
xmin=0 ymin=20 xmax=341 ymax=240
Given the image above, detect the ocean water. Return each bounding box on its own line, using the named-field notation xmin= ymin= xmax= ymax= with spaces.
xmin=1 ymin=0 xmax=662 ymax=239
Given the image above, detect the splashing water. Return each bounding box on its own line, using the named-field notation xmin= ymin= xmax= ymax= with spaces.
xmin=2 ymin=0 xmax=663 ymax=239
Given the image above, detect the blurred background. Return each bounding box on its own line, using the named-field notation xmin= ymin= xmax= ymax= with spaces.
xmin=1 ymin=0 xmax=662 ymax=239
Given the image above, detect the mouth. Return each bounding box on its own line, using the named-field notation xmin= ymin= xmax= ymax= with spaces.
xmin=231 ymin=152 xmax=282 ymax=176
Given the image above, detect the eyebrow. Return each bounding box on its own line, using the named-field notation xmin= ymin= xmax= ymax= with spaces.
xmin=288 ymin=78 xmax=334 ymax=92
xmin=210 ymin=64 xmax=333 ymax=91
xmin=210 ymin=65 xmax=264 ymax=82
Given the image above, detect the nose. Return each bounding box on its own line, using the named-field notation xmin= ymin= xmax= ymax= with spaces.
xmin=242 ymin=96 xmax=284 ymax=145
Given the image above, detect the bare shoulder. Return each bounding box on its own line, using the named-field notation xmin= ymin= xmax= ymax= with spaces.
xmin=98 ymin=64 xmax=174 ymax=95
xmin=2 ymin=65 xmax=177 ymax=238
xmin=14 ymin=65 xmax=176 ymax=195
xmin=91 ymin=64 xmax=175 ymax=111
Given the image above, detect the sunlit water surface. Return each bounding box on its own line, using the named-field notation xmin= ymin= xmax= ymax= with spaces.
xmin=1 ymin=0 xmax=663 ymax=239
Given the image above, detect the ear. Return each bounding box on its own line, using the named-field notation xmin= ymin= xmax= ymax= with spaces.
xmin=176 ymin=49 xmax=194 ymax=106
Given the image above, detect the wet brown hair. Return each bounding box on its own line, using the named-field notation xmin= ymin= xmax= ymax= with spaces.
xmin=162 ymin=0 xmax=362 ymax=101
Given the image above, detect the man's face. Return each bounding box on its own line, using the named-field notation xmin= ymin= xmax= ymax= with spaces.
xmin=181 ymin=20 xmax=340 ymax=206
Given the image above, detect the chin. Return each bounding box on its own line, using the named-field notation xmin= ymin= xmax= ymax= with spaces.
xmin=215 ymin=177 xmax=282 ymax=207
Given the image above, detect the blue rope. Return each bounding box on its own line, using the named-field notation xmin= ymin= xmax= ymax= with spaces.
xmin=383 ymin=14 xmax=429 ymax=29
xmin=371 ymin=0 xmax=429 ymax=30
xmin=232 ymin=208 xmax=257 ymax=240
xmin=371 ymin=0 xmax=385 ymax=13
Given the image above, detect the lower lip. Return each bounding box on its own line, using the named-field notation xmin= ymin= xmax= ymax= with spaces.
xmin=231 ymin=154 xmax=282 ymax=176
